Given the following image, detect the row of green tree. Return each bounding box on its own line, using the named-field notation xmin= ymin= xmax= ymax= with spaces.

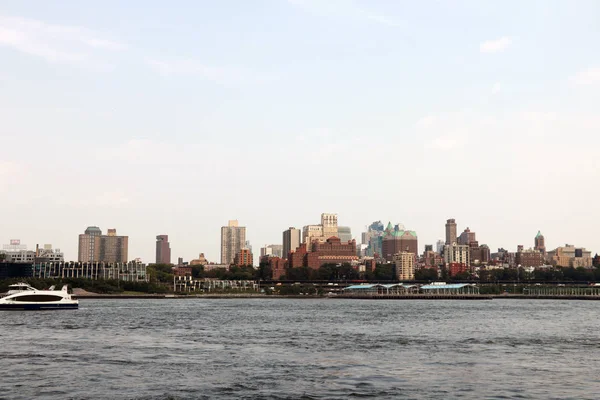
xmin=0 ymin=277 xmax=169 ymax=294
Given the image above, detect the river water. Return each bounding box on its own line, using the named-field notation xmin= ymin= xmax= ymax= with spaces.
xmin=0 ymin=298 xmax=599 ymax=399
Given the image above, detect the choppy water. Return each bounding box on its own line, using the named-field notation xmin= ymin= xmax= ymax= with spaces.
xmin=1 ymin=298 xmax=599 ymax=399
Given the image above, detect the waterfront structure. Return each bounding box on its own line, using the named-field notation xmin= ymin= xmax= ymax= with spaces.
xmin=0 ymin=242 xmax=64 ymax=264
xmin=443 ymin=244 xmax=470 ymax=266
xmin=220 ymin=220 xmax=246 ymax=265
xmin=445 ymin=219 xmax=457 ymax=245
xmin=155 ymin=235 xmax=171 ymax=265
xmin=282 ymin=227 xmax=301 ymax=260
xmin=0 ymin=261 xmax=33 ymax=279
xmin=338 ymin=226 xmax=352 ymax=243
xmin=547 ymin=245 xmax=592 ymax=268
xmin=535 ymin=231 xmax=546 ymax=255
xmin=173 ymin=277 xmax=257 ymax=293
xmin=381 ymin=222 xmax=418 ymax=262
xmin=234 ymin=248 xmax=253 ymax=266
xmin=393 ymin=252 xmax=415 ymax=280
xmin=34 ymin=261 xmax=147 ymax=281
xmin=78 ymin=227 xmax=128 ymax=263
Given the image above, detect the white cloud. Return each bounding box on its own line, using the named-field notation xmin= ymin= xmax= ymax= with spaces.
xmin=492 ymin=82 xmax=502 ymax=94
xmin=480 ymin=37 xmax=512 ymax=53
xmin=0 ymin=14 xmax=126 ymax=66
xmin=570 ymin=67 xmax=600 ymax=86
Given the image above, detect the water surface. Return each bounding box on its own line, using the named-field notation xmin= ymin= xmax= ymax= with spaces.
xmin=1 ymin=298 xmax=599 ymax=399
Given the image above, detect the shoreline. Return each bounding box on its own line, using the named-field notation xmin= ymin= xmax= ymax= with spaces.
xmin=74 ymin=293 xmax=600 ymax=300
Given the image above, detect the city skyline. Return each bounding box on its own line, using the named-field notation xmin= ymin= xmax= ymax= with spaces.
xmin=0 ymin=218 xmax=596 ymax=265
xmin=1 ymin=1 xmax=599 ymax=262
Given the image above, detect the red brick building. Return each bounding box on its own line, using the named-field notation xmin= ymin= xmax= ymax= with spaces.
xmin=172 ymin=266 xmax=192 ymax=277
xmin=269 ymin=257 xmax=288 ymax=280
xmin=288 ymin=238 xmax=358 ymax=270
xmin=234 ymin=248 xmax=253 ymax=266
xmin=448 ymin=263 xmax=469 ymax=277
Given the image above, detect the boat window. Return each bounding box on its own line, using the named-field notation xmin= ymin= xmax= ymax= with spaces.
xmin=12 ymin=295 xmax=63 ymax=302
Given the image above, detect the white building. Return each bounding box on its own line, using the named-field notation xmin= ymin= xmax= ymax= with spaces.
xmin=393 ymin=252 xmax=415 ymax=281
xmin=443 ymin=244 xmax=470 ymax=265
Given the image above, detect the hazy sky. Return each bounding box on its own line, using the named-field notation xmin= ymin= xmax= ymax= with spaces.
xmin=1 ymin=0 xmax=599 ymax=263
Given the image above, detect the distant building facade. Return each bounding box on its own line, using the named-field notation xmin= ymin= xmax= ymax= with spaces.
xmin=445 ymin=219 xmax=457 ymax=245
xmin=78 ymin=227 xmax=128 ymax=263
xmin=260 ymin=244 xmax=283 ymax=258
xmin=155 ymin=235 xmax=171 ymax=265
xmin=282 ymin=227 xmax=301 ymax=259
xmin=234 ymin=248 xmax=253 ymax=266
xmin=443 ymin=244 xmax=470 ymax=266
xmin=221 ymin=220 xmax=246 ymax=265
xmin=534 ymin=231 xmax=546 ymax=254
xmin=393 ymin=252 xmax=415 ymax=281
xmin=547 ymin=245 xmax=592 ymax=268
xmin=515 ymin=248 xmax=545 ymax=267
xmin=337 ymin=226 xmax=352 ymax=243
xmin=381 ymin=222 xmax=418 ymax=262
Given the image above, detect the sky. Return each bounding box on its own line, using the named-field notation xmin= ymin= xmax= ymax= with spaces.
xmin=1 ymin=0 xmax=599 ymax=263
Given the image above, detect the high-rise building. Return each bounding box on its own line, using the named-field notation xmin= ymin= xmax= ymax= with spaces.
xmin=338 ymin=226 xmax=352 ymax=242
xmin=283 ymin=227 xmax=301 ymax=259
xmin=220 ymin=220 xmax=246 ymax=265
xmin=234 ymin=248 xmax=253 ymax=266
xmin=381 ymin=222 xmax=418 ymax=262
xmin=534 ymin=231 xmax=546 ymax=255
xmin=443 ymin=244 xmax=470 ymax=266
xmin=321 ymin=213 xmax=338 ymax=239
xmin=445 ymin=219 xmax=457 ymax=245
xmin=458 ymin=228 xmax=476 ymax=246
xmin=78 ymin=226 xmax=102 ymax=263
xmin=78 ymin=227 xmax=128 ymax=263
xmin=155 ymin=235 xmax=171 ymax=265
xmin=393 ymin=252 xmax=415 ymax=281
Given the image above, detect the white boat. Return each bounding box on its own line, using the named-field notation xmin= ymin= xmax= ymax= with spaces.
xmin=0 ymin=283 xmax=78 ymax=310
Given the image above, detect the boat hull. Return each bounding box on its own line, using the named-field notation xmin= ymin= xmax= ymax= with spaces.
xmin=0 ymin=303 xmax=78 ymax=310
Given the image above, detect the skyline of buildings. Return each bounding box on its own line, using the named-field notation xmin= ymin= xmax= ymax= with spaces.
xmin=1 ymin=216 xmax=597 ymax=274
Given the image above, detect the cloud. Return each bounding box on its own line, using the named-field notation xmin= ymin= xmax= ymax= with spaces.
xmin=480 ymin=37 xmax=511 ymax=53
xmin=570 ymin=67 xmax=600 ymax=86
xmin=0 ymin=14 xmax=126 ymax=66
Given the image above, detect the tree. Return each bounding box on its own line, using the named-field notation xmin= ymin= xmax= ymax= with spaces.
xmin=415 ymin=267 xmax=438 ymax=281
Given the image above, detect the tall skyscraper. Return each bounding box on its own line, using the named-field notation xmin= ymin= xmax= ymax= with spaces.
xmin=445 ymin=219 xmax=457 ymax=245
xmin=534 ymin=231 xmax=546 ymax=254
xmin=78 ymin=226 xmax=102 ymax=263
xmin=155 ymin=235 xmax=171 ymax=264
xmin=221 ymin=220 xmax=246 ymax=265
xmin=78 ymin=226 xmax=128 ymax=263
xmin=283 ymin=227 xmax=301 ymax=259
